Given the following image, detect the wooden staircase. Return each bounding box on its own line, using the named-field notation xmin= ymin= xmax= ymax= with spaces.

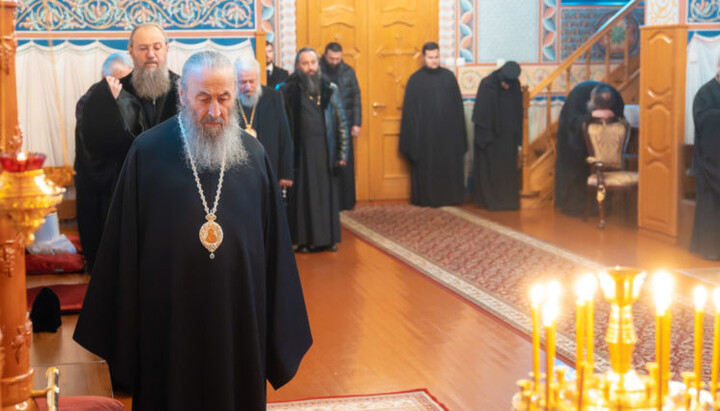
xmin=520 ymin=0 xmax=642 ymax=208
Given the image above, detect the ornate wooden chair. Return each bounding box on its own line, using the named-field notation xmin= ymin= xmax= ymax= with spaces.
xmin=582 ymin=117 xmax=638 ymax=228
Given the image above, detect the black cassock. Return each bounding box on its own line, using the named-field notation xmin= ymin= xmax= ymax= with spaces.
xmin=399 ymin=66 xmax=467 ymax=207
xmin=73 ymin=117 xmax=312 ymax=410
xmin=239 ymin=86 xmax=294 ymax=181
xmin=554 ymin=81 xmax=624 ymax=216
xmin=691 ymin=77 xmax=720 ymax=260
xmin=471 ymin=70 xmax=523 ymax=210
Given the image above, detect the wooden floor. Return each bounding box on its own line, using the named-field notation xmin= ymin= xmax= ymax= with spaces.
xmin=30 ymin=202 xmax=720 ymax=410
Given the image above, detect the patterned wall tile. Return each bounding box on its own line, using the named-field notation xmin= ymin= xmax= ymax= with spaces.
xmin=542 ymin=0 xmax=558 ymax=62
xmin=17 ymin=0 xmax=256 ymax=31
xmin=476 ymin=0 xmax=539 ymax=63
xmin=646 ymin=0 xmax=680 ymax=25
xmin=560 ymin=7 xmax=643 ymax=61
xmin=688 ymin=0 xmax=720 ymax=24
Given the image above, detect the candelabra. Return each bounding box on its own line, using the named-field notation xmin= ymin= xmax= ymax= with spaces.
xmin=513 ymin=267 xmax=719 ymax=410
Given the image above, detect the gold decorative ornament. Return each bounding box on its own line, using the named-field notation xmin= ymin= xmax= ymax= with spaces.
xmin=514 ymin=267 xmax=719 ymax=410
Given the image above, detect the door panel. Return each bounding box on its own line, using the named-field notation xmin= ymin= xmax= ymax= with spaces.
xmin=367 ymin=0 xmax=438 ymax=199
xmin=298 ymin=0 xmax=438 ymax=201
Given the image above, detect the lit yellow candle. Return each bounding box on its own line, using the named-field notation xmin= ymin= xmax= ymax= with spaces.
xmin=712 ymin=288 xmax=720 ymax=400
xmin=581 ymin=275 xmax=597 ymax=372
xmin=530 ymin=284 xmax=546 ymax=392
xmin=653 ymin=271 xmax=673 ymax=405
xmin=575 ymin=280 xmax=586 ymax=369
xmin=695 ymin=285 xmax=707 ymax=401
xmin=543 ymin=283 xmax=560 ymax=411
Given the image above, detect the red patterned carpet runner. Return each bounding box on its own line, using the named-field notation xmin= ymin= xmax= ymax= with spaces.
xmin=342 ymin=204 xmax=707 ymax=379
xmin=268 ymin=389 xmax=447 ymax=410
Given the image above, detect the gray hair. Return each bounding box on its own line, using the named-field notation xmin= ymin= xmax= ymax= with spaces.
xmin=101 ymin=51 xmax=133 ymax=77
xmin=234 ymin=55 xmax=261 ymax=76
xmin=128 ymin=23 xmax=168 ymax=47
xmin=179 ymin=51 xmax=236 ymax=93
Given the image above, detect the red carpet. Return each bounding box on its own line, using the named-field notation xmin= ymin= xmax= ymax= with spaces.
xmin=27 ymin=283 xmax=88 ymax=314
xmin=268 ymin=389 xmax=447 ymax=410
xmin=342 ymin=204 xmax=709 ymax=379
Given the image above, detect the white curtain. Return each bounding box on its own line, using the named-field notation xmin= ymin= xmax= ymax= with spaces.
xmin=529 ymin=99 xmax=563 ymax=142
xmin=686 ymin=33 xmax=720 ymax=145
xmin=15 ymin=39 xmax=254 ymax=167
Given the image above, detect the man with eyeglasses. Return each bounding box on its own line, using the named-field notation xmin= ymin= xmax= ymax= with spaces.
xmin=78 ymin=23 xmax=179 ymax=275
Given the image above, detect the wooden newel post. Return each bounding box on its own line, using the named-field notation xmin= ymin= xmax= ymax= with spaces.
xmin=0 ymin=1 xmax=37 ymax=410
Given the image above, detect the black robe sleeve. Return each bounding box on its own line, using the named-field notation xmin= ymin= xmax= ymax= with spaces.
xmin=349 ymin=70 xmax=362 ymax=127
xmin=399 ymin=74 xmax=420 ymax=162
xmin=81 ymin=79 xmax=137 ymax=158
xmin=73 ymin=144 xmax=140 ymax=389
xmin=262 ymin=152 xmax=313 ymax=388
xmin=693 ymin=81 xmax=720 ymax=194
xmin=276 ymin=94 xmax=295 ymax=181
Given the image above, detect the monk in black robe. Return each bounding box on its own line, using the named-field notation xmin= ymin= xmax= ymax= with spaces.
xmin=399 ymin=42 xmax=467 ymax=207
xmin=78 ymin=23 xmax=180 ymax=272
xmin=281 ymin=48 xmax=349 ymax=252
xmin=74 ymin=51 xmax=312 ymax=410
xmin=554 ymin=81 xmax=624 ymax=216
xmin=75 ymin=52 xmax=132 ymax=273
xmin=266 ymin=42 xmax=289 ymax=89
xmin=235 ymin=56 xmax=294 ymax=187
xmin=471 ymin=61 xmax=523 ymax=210
xmin=690 ymin=70 xmax=720 ymax=260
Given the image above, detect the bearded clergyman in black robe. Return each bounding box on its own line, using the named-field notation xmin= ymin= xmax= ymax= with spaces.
xmin=235 ymin=56 xmax=294 ymax=188
xmin=281 ymin=48 xmax=349 ymax=252
xmin=554 ymin=81 xmax=624 ymax=216
xmin=74 ymin=51 xmax=312 ymax=410
xmin=399 ymin=42 xmax=467 ymax=207
xmin=471 ymin=61 xmax=523 ymax=210
xmin=78 ymin=23 xmax=180 ymax=272
xmin=690 ymin=63 xmax=720 ymax=260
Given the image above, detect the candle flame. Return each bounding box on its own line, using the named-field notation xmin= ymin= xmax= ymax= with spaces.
xmin=17 ymin=152 xmax=27 ymax=161
xmin=653 ymin=271 xmax=673 ymax=315
xmin=598 ymin=271 xmax=615 ymax=300
xmin=542 ymin=298 xmax=559 ymax=327
xmin=694 ymin=286 xmax=708 ymax=310
xmin=530 ymin=284 xmax=545 ymax=307
xmin=576 ymin=274 xmax=597 ymax=303
xmin=713 ymin=288 xmax=720 ymax=312
xmin=632 ymin=271 xmax=646 ymax=299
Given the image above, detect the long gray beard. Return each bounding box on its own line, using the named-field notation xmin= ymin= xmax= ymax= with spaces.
xmin=239 ymin=86 xmax=263 ymax=108
xmin=131 ymin=66 xmax=171 ymax=100
xmin=179 ymin=107 xmax=248 ymax=173
xmin=299 ymin=69 xmax=322 ymax=96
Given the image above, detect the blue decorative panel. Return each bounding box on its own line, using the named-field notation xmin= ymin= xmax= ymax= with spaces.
xmin=16 ymin=0 xmax=256 ymax=32
xmin=476 ymin=0 xmax=539 ymax=63
xmin=688 ymin=0 xmax=720 ymax=23
xmin=560 ymin=7 xmax=643 ymax=61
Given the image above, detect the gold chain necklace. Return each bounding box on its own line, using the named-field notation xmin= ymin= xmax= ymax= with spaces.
xmin=239 ymin=102 xmax=258 ymax=137
xmin=178 ymin=116 xmax=226 ymax=259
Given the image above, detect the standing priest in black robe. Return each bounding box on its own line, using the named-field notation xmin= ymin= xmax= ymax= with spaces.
xmin=554 ymin=81 xmax=624 ymax=216
xmin=471 ymin=61 xmax=523 ymax=210
xmin=74 ymin=51 xmax=312 ymax=410
xmin=77 ymin=23 xmax=180 ymax=272
xmin=266 ymin=42 xmax=290 ymax=89
xmin=281 ymin=48 xmax=349 ymax=252
xmin=74 ymin=52 xmax=132 ymax=273
xmin=235 ymin=56 xmax=294 ymax=188
xmin=691 ymin=61 xmax=720 ymax=260
xmin=399 ymin=42 xmax=467 ymax=207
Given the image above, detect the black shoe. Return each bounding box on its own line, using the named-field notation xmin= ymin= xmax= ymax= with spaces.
xmin=295 ymin=245 xmax=310 ymax=253
xmin=328 ymin=244 xmax=338 ymax=252
xmin=311 ymin=244 xmax=337 ymax=252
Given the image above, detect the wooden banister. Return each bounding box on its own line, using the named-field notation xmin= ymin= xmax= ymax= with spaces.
xmin=528 ymin=0 xmax=642 ymax=100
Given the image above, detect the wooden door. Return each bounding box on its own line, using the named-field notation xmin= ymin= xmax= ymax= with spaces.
xmin=297 ymin=0 xmax=438 ymax=201
xmin=297 ymin=0 xmax=369 ymax=200
xmin=638 ymin=25 xmax=687 ymax=238
xmin=367 ymin=0 xmax=438 ymax=199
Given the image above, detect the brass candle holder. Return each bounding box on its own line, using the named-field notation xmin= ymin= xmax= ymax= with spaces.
xmin=0 ymin=153 xmax=65 ymax=244
xmin=513 ymin=267 xmax=717 ymax=410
